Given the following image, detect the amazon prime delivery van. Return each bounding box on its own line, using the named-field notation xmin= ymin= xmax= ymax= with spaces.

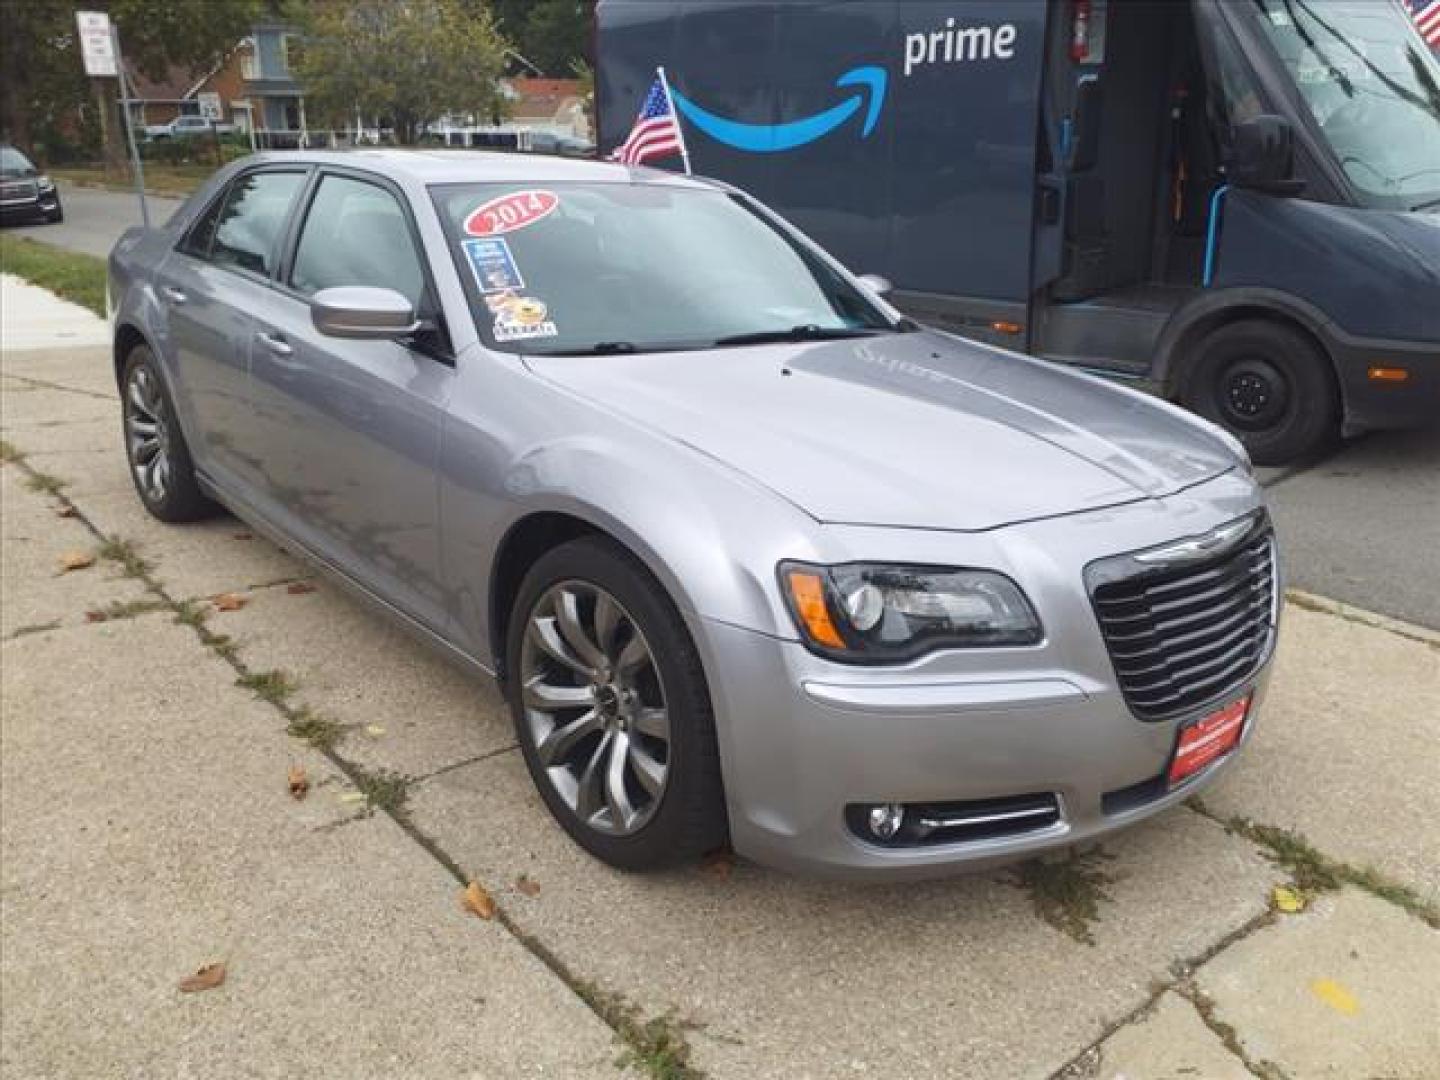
xmin=596 ymin=0 xmax=1440 ymax=464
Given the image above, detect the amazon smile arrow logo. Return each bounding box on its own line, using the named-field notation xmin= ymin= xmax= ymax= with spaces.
xmin=669 ymin=65 xmax=887 ymax=153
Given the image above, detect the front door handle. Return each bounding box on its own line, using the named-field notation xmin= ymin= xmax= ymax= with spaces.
xmin=256 ymin=331 xmax=293 ymax=357
xmin=160 ymin=285 xmax=187 ymax=304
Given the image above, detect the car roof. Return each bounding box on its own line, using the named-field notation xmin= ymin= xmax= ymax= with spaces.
xmin=240 ymin=149 xmax=721 ymax=191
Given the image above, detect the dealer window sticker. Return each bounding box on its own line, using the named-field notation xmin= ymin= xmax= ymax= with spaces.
xmin=463 ymin=190 xmax=560 ymax=237
xmin=462 ymin=237 xmax=525 ymax=295
xmin=488 ymin=291 xmax=558 ymax=342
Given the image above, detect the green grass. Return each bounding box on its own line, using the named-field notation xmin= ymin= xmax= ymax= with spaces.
xmin=50 ymin=163 xmax=215 ymax=198
xmin=1010 ymin=847 xmax=1118 ymax=946
xmin=0 ymin=234 xmax=107 ymax=318
xmin=235 ymin=668 xmax=298 ymax=706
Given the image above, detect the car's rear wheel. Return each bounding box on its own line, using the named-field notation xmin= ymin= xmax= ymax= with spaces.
xmin=1179 ymin=320 xmax=1339 ymax=466
xmin=121 ymin=344 xmax=216 ymax=522
xmin=505 ymin=536 xmax=727 ymax=870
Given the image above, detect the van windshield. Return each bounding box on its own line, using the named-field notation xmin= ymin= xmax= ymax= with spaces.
xmin=1250 ymin=0 xmax=1440 ymax=211
xmin=430 ymin=182 xmax=898 ymax=355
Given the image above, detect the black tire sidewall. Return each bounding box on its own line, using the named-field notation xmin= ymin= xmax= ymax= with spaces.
xmin=504 ymin=536 xmax=727 ymax=870
xmin=1181 ymin=321 xmax=1338 ymax=466
xmin=121 ymin=344 xmax=213 ymax=522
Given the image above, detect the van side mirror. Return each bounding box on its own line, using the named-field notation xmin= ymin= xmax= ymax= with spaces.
xmin=311 ymin=287 xmax=421 ymax=339
xmin=1228 ymin=115 xmax=1306 ymax=196
xmin=856 ymin=273 xmax=893 ymax=297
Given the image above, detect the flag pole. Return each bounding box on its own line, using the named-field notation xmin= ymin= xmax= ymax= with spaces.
xmin=655 ymin=65 xmax=692 ymax=176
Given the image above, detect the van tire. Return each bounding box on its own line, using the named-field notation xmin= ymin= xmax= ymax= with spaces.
xmin=1180 ymin=320 xmax=1338 ymax=466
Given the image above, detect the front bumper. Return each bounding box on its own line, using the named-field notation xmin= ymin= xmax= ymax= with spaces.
xmin=1332 ymin=332 xmax=1440 ymax=435
xmin=0 ymin=190 xmax=60 ymax=221
xmin=695 ymin=471 xmax=1276 ymax=879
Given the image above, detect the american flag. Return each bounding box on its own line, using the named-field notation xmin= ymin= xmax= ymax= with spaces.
xmin=610 ymin=72 xmax=687 ymax=168
xmin=1408 ymin=0 xmax=1440 ymax=48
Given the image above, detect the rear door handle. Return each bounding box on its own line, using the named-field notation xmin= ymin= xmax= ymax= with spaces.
xmin=160 ymin=285 xmax=187 ymax=304
xmin=256 ymin=331 xmax=293 ymax=357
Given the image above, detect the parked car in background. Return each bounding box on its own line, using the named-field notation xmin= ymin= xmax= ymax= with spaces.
xmin=108 ymin=150 xmax=1277 ymax=878
xmin=145 ymin=116 xmax=234 ymax=141
xmin=0 ymin=144 xmax=62 ymax=224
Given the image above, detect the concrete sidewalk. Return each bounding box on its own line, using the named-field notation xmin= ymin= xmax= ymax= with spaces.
xmin=2 ymin=302 xmax=1437 ymax=1078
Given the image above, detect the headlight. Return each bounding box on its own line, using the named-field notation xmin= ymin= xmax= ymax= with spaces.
xmin=778 ymin=561 xmax=1042 ymax=662
xmin=36 ymin=175 xmax=55 ymax=192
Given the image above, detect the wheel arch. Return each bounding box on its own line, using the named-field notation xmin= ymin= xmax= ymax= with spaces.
xmin=113 ymin=321 xmax=151 ymax=388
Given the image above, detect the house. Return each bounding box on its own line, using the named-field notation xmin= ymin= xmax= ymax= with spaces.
xmin=118 ymin=40 xmax=255 ymax=133
xmin=242 ymin=22 xmax=309 ymax=145
xmin=434 ymin=77 xmax=592 ymax=150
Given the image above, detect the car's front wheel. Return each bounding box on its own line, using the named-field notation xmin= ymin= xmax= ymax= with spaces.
xmin=505 ymin=536 xmax=727 ymax=870
xmin=121 ymin=344 xmax=216 ymax=522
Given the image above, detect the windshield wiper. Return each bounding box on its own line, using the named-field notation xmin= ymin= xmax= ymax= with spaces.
xmin=712 ymin=324 xmax=889 ymax=347
xmin=1412 ymin=195 xmax=1440 ymax=212
xmin=530 ymin=341 xmax=638 ymax=357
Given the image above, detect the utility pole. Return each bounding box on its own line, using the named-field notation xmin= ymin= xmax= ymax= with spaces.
xmin=76 ymin=11 xmax=148 ymax=227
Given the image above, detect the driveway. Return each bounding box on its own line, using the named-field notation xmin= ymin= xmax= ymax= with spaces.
xmin=2 ymin=286 xmax=1437 ymax=1078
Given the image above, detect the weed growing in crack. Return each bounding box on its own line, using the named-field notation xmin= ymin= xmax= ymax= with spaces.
xmin=575 ymin=981 xmax=702 ymax=1080
xmin=24 ymin=470 xmax=67 ymax=496
xmin=287 ymin=707 xmax=346 ymax=751
xmin=89 ymin=598 xmax=169 ymax=622
xmin=0 ymin=439 xmax=23 ymax=464
xmin=235 ymin=668 xmax=297 ymax=706
xmin=1010 ymin=847 xmax=1117 ymax=946
xmin=351 ymin=767 xmax=410 ymax=818
xmin=1175 ymin=983 xmax=1287 ymax=1080
xmin=98 ymin=537 xmax=151 ymax=578
xmin=9 ymin=620 xmax=61 ymax=639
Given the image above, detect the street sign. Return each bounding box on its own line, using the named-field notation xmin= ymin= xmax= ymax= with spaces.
xmin=75 ymin=11 xmax=119 ymax=78
xmin=197 ymin=92 xmax=223 ymax=121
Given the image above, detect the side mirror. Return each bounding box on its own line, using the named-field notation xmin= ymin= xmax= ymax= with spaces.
xmin=311 ymin=286 xmax=421 ymax=339
xmin=856 ymin=273 xmax=893 ymax=297
xmin=1229 ymin=115 xmax=1305 ymax=196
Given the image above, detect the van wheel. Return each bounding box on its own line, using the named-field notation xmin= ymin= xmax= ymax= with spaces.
xmin=121 ymin=344 xmax=217 ymax=522
xmin=1180 ymin=320 xmax=1339 ymax=466
xmin=505 ymin=536 xmax=727 ymax=871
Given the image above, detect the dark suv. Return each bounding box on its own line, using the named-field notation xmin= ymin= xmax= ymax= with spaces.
xmin=0 ymin=145 xmax=63 ymax=224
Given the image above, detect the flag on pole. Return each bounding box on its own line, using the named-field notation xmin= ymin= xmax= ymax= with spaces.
xmin=1407 ymin=0 xmax=1440 ymax=48
xmin=609 ymin=67 xmax=691 ymax=173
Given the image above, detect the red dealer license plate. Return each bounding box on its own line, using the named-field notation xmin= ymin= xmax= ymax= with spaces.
xmin=1168 ymin=696 xmax=1250 ymax=787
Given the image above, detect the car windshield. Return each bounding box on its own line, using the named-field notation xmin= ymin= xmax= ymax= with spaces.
xmin=1249 ymin=0 xmax=1440 ymax=211
xmin=431 ymin=181 xmax=898 ymax=355
xmin=1 ymin=147 xmax=36 ymax=175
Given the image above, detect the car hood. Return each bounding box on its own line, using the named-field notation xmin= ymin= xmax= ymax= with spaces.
xmin=524 ymin=330 xmax=1241 ymax=531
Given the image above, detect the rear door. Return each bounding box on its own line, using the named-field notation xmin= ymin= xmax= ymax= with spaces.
xmin=155 ymin=167 xmax=309 ymax=492
xmin=245 ymin=169 xmax=453 ymax=632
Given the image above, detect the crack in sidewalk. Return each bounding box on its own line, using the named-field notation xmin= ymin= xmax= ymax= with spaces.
xmin=0 ymin=372 xmax=116 ymax=402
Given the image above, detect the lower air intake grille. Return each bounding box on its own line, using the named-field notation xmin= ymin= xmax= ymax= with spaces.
xmin=1087 ymin=514 xmax=1277 ymax=721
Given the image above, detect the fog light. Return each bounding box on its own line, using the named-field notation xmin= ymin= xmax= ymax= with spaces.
xmin=867 ymin=802 xmax=905 ymax=841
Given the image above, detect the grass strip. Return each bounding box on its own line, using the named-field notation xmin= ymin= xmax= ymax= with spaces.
xmin=0 ymin=234 xmax=107 ymax=318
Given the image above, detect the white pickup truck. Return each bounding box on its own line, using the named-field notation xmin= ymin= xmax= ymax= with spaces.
xmin=144 ymin=116 xmax=234 ymax=140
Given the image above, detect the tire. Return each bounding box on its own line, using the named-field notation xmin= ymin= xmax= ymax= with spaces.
xmin=505 ymin=536 xmax=727 ymax=870
xmin=1179 ymin=320 xmax=1339 ymax=466
xmin=120 ymin=344 xmax=217 ymax=522
xmin=46 ymin=204 xmax=63 ymax=224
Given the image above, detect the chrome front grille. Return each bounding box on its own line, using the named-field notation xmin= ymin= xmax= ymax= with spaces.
xmin=1087 ymin=515 xmax=1277 ymax=721
xmin=0 ymin=179 xmax=38 ymax=202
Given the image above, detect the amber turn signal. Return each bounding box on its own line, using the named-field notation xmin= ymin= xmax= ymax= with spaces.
xmin=1367 ymin=367 xmax=1409 ymax=383
xmin=783 ymin=569 xmax=847 ymax=649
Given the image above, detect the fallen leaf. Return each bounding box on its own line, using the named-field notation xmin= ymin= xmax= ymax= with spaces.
xmin=286 ymin=581 xmax=316 ymax=595
xmin=461 ymin=880 xmax=496 ymax=920
xmin=85 ymin=610 xmax=107 ymax=623
xmin=699 ymin=848 xmax=735 ymax=881
xmin=212 ymin=593 xmax=247 ymax=612
xmin=1310 ymin=978 xmax=1358 ymax=1015
xmin=178 ymin=962 xmax=226 ymax=993
xmin=232 ymin=531 xmax=254 ymax=541
xmin=287 ymin=764 xmax=309 ymax=800
xmin=338 ymin=792 xmax=366 ymax=804
xmin=58 ymin=550 xmax=95 ymax=572
xmin=1272 ymin=885 xmax=1306 ymax=914
xmin=515 ymin=874 xmax=541 ymax=898
xmin=56 ymin=506 xmax=78 ymax=519
xmin=364 ymin=724 xmax=386 ymax=738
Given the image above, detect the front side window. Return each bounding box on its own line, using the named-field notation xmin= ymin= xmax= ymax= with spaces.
xmin=211 ymin=170 xmax=306 ymax=276
xmin=290 ymin=174 xmax=426 ymax=307
xmin=1249 ymin=0 xmax=1440 ymax=210
xmin=0 ymin=146 xmax=36 ymax=175
xmin=431 ymin=182 xmax=898 ymax=355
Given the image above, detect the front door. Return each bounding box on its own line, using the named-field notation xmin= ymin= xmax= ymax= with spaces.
xmin=245 ymin=170 xmax=453 ymax=633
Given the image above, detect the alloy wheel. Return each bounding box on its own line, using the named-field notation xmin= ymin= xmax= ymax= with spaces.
xmin=125 ymin=364 xmax=172 ymax=504
xmin=519 ymin=580 xmax=671 ymax=836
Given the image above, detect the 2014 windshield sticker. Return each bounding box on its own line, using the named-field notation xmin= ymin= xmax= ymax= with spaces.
xmin=462 ymin=237 xmax=525 ymax=294
xmin=488 ymin=291 xmax=557 ymax=342
xmin=463 ymin=190 xmax=559 ymax=236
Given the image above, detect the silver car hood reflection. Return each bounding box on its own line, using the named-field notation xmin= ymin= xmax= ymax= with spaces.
xmin=526 ymin=329 xmax=1241 ymax=531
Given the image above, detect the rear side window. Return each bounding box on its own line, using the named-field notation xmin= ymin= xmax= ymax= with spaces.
xmin=289 ymin=174 xmax=426 ymax=307
xmin=210 ymin=171 xmax=306 ymax=277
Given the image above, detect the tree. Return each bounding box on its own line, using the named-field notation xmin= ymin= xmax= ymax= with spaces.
xmin=487 ymin=0 xmax=593 ymax=77
xmin=287 ymin=0 xmax=509 ymax=146
xmin=0 ymin=0 xmax=260 ymax=163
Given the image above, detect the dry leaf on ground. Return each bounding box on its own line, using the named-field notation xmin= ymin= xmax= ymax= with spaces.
xmin=462 ymin=880 xmax=496 ymax=920
xmin=55 ymin=506 xmax=77 ymax=519
xmin=515 ymin=874 xmax=541 ymax=898
xmin=364 ymin=724 xmax=386 ymax=738
xmin=178 ymin=962 xmax=226 ymax=993
xmin=285 ymin=581 xmax=317 ymax=595
xmin=232 ymin=531 xmax=254 ymax=541
xmin=287 ymin=764 xmax=309 ymax=800
xmin=699 ymin=848 xmax=735 ymax=881
xmin=85 ymin=610 xmax=107 ymax=623
xmin=58 ymin=550 xmax=95 ymax=572
xmin=1272 ymin=885 xmax=1307 ymax=914
xmin=212 ymin=593 xmax=247 ymax=612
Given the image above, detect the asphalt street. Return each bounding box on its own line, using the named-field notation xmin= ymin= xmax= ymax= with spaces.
xmin=14 ymin=182 xmax=1438 ymax=630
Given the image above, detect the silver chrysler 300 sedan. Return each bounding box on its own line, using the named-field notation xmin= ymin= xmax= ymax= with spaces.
xmin=108 ymin=151 xmax=1279 ymax=878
